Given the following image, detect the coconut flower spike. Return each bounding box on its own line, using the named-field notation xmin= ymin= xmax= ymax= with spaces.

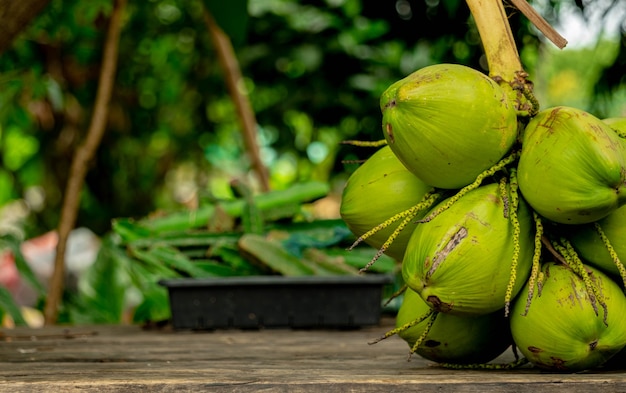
xmin=419 ymin=150 xmax=519 ymax=224
xmin=340 ymin=139 xmax=387 ymax=147
xmin=383 ymin=284 xmax=408 ymax=307
xmin=368 ymin=309 xmax=436 ymax=345
xmin=359 ymin=213 xmax=418 ymax=273
xmin=562 ymin=238 xmax=609 ymax=325
xmin=348 ymin=190 xmax=440 ymax=251
xmin=499 ymin=176 xmax=510 ymax=218
xmin=504 ymin=168 xmax=521 ymax=317
xmin=408 ymin=311 xmax=439 ymax=360
xmin=361 ymin=193 xmax=442 ymax=272
xmin=523 ymin=211 xmax=544 ymax=316
xmin=594 ymin=222 xmax=626 ymax=288
xmin=551 ymin=239 xmax=606 ymax=323
xmin=439 ymin=357 xmax=529 ymax=370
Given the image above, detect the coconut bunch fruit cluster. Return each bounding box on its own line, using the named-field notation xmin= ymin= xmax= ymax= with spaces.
xmin=340 ymin=62 xmax=626 ymax=372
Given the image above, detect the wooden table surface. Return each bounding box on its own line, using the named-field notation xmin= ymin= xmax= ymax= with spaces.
xmin=1 ymin=318 xmax=625 ymax=392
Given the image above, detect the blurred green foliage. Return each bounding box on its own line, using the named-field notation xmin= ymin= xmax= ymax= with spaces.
xmin=0 ymin=0 xmax=623 ymax=239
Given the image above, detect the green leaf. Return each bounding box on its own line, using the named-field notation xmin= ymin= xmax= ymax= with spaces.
xmin=301 ymin=248 xmax=360 ymax=276
xmin=2 ymin=125 xmax=40 ymax=171
xmin=127 ymin=231 xmax=240 ymax=249
xmin=0 ymin=285 xmax=27 ymax=326
xmin=136 ymin=245 xmax=214 ymax=278
xmin=133 ymin=284 xmax=171 ymax=323
xmin=208 ymin=243 xmax=265 ymax=275
xmin=238 ymin=233 xmax=315 ymax=276
xmin=278 ymin=220 xmax=353 ymax=257
xmin=128 ymin=246 xmax=184 ymax=279
xmin=112 ymin=218 xmax=154 ymax=243
xmin=192 ymin=260 xmax=241 ymax=277
xmin=139 ymin=181 xmax=330 ymax=234
xmin=231 ymin=179 xmax=264 ymax=234
xmin=0 ymin=235 xmax=45 ymax=296
xmin=74 ymin=236 xmax=132 ymax=323
xmin=205 ymin=0 xmax=249 ymax=46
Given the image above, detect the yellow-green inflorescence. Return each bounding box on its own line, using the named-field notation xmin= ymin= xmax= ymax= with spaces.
xmin=418 ymin=151 xmax=520 ymax=224
xmin=551 ymin=238 xmax=608 ymax=325
xmin=593 ymin=222 xmax=626 ymax=287
xmin=522 ymin=211 xmax=544 ymax=316
xmin=504 ymin=168 xmax=521 ymax=317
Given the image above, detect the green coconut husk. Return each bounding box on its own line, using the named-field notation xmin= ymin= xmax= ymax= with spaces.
xmin=518 ymin=106 xmax=626 ymax=224
xmin=340 ymin=145 xmax=437 ymax=261
xmin=510 ymin=262 xmax=626 ymax=372
xmin=603 ymin=117 xmax=626 ymax=138
xmin=567 ymin=205 xmax=626 ymax=285
xmin=380 ymin=63 xmax=518 ymax=189
xmin=402 ymin=181 xmax=534 ymax=316
xmin=395 ymin=288 xmax=512 ymax=364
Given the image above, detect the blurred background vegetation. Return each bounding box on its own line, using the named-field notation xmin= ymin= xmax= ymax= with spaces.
xmin=1 ymin=0 xmax=626 ymax=238
xmin=0 ymin=0 xmax=625 ymax=325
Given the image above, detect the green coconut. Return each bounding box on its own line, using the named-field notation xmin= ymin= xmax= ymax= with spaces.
xmin=604 ymin=117 xmax=626 ymax=135
xmin=380 ymin=63 xmax=518 ymax=189
xmin=510 ymin=262 xmax=626 ymax=372
xmin=396 ymin=288 xmax=512 ymax=364
xmin=567 ymin=205 xmax=626 ymax=279
xmin=402 ymin=182 xmax=534 ymax=316
xmin=340 ymin=146 xmax=435 ymax=261
xmin=518 ymin=106 xmax=626 ymax=224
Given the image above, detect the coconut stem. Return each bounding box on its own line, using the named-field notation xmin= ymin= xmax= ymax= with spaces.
xmin=465 ymin=0 xmax=538 ymax=115
xmin=465 ymin=0 xmax=523 ymax=80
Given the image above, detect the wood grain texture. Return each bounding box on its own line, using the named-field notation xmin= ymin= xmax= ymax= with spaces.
xmin=0 ymin=321 xmax=625 ymax=392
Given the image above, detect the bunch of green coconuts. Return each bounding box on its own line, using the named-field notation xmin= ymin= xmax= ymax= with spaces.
xmin=340 ymin=63 xmax=626 ymax=372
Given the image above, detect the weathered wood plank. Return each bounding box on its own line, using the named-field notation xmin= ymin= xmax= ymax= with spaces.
xmin=0 ymin=321 xmax=625 ymax=392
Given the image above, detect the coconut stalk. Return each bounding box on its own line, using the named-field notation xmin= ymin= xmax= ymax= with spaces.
xmin=465 ymin=0 xmax=536 ymax=115
xmin=464 ymin=0 xmax=565 ymax=116
xmin=466 ymin=0 xmax=567 ymax=78
xmin=509 ymin=0 xmax=567 ymax=49
xmin=465 ymin=0 xmax=524 ymax=81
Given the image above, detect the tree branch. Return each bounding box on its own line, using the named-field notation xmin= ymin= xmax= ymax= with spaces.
xmin=43 ymin=0 xmax=127 ymax=325
xmin=202 ymin=6 xmax=271 ymax=192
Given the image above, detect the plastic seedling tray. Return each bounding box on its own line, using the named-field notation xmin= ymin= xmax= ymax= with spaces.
xmin=159 ymin=275 xmax=394 ymax=330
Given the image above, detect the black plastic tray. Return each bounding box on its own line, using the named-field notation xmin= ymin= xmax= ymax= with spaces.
xmin=159 ymin=275 xmax=394 ymax=330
